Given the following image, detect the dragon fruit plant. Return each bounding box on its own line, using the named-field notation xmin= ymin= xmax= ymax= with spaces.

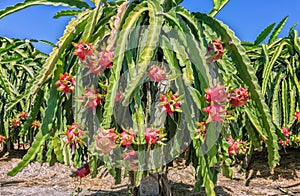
xmin=0 ymin=37 xmax=47 ymax=151
xmin=0 ymin=0 xmax=285 ymax=195
xmin=243 ymin=19 xmax=300 ymax=150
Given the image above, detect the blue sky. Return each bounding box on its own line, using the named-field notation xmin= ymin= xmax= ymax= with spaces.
xmin=1 ymin=0 xmax=300 ymax=53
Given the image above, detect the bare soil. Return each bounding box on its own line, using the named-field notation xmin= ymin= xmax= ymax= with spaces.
xmin=0 ymin=148 xmax=300 ymax=196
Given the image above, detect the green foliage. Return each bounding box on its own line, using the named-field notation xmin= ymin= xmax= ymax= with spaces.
xmin=195 ymin=12 xmax=280 ymax=169
xmin=268 ymin=16 xmax=288 ymax=43
xmin=53 ymin=10 xmax=84 ymax=19
xmin=0 ymin=0 xmax=89 ymax=20
xmin=8 ymin=62 xmax=62 ymax=176
xmin=3 ymin=1 xmax=300 ymax=196
xmin=101 ymin=1 xmax=148 ymax=128
xmin=245 ymin=20 xmax=300 ymax=150
xmin=122 ymin=0 xmax=164 ymax=105
xmin=254 ymin=23 xmax=275 ymax=45
xmin=209 ymin=0 xmax=230 ymax=17
xmin=0 ymin=37 xmax=46 ymax=149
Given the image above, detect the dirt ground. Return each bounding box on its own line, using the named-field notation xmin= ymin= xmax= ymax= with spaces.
xmin=0 ymin=148 xmax=300 ymax=196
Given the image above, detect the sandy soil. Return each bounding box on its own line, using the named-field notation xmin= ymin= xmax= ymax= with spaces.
xmin=0 ymin=148 xmax=300 ymax=196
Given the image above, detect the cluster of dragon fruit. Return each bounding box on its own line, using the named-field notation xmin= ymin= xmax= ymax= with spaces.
xmin=2 ymin=39 xmax=299 ymax=179
xmin=60 ymin=40 xmax=252 ymax=176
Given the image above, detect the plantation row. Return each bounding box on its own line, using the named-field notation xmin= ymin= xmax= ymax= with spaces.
xmin=0 ymin=0 xmax=299 ymax=195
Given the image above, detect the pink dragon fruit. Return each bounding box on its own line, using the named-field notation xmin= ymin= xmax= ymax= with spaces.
xmin=73 ymin=42 xmax=94 ymax=60
xmin=207 ymin=39 xmax=224 ymax=62
xmin=123 ymin=150 xmax=138 ymax=171
xmin=94 ymin=128 xmax=118 ymax=154
xmin=0 ymin=135 xmax=6 ymax=143
xmin=281 ymin=127 xmax=291 ymax=137
xmin=145 ymin=128 xmax=161 ymax=145
xmin=70 ymin=163 xmax=90 ymax=178
xmin=228 ymin=87 xmax=249 ymax=107
xmin=64 ymin=123 xmax=83 ymax=146
xmin=295 ymin=111 xmax=300 ymax=123
xmin=159 ymin=92 xmax=181 ymax=115
xmin=204 ymin=104 xmax=226 ymax=122
xmin=205 ymin=85 xmax=227 ymax=103
xmin=82 ymin=89 xmax=102 ymax=111
xmin=148 ymin=65 xmax=167 ymax=82
xmin=56 ymin=73 xmax=76 ymax=94
xmin=121 ymin=129 xmax=135 ymax=147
